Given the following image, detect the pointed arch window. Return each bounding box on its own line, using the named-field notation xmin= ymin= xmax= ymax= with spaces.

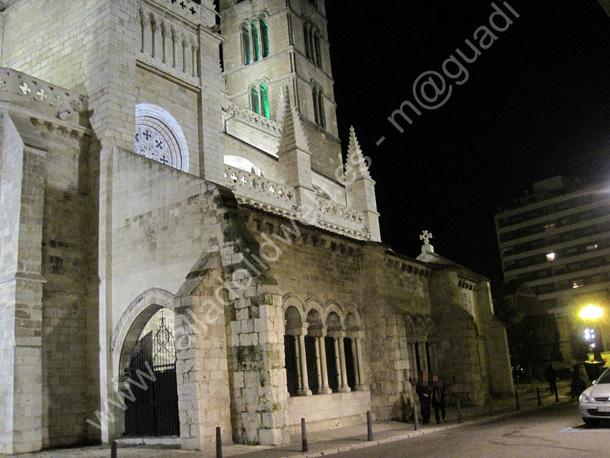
xmin=251 ymin=21 xmax=261 ymax=62
xmin=250 ymin=81 xmax=271 ymax=119
xmin=261 ymin=18 xmax=270 ymax=58
xmin=303 ymin=20 xmax=323 ymax=69
xmin=314 ymin=32 xmax=322 ymax=67
xmin=260 ymin=82 xmax=270 ymax=119
xmin=303 ymin=23 xmax=312 ymax=60
xmin=241 ymin=16 xmax=271 ymax=65
xmin=241 ymin=23 xmax=252 ymax=65
xmin=312 ymin=85 xmax=325 ymax=128
xmin=250 ymin=86 xmax=260 ymax=114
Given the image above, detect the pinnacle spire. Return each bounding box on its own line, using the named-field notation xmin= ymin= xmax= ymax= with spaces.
xmin=345 ymin=126 xmax=371 ymax=180
xmin=277 ymin=86 xmax=311 ymax=155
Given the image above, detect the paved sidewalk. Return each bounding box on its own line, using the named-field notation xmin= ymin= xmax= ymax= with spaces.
xmin=15 ymin=381 xmax=572 ymax=458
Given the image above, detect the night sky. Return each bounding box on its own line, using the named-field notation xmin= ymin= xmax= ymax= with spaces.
xmin=325 ymin=0 xmax=610 ymax=286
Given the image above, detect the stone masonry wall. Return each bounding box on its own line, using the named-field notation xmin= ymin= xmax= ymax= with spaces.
xmin=1 ymin=0 xmax=108 ymax=93
xmin=0 ymin=112 xmax=46 ymax=454
xmin=240 ymin=209 xmax=433 ymax=422
xmin=2 ymin=95 xmax=94 ymax=450
xmin=39 ymin=130 xmax=91 ymax=448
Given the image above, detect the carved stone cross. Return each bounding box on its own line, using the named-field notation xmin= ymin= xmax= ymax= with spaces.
xmin=36 ymin=89 xmax=48 ymax=101
xmin=19 ymin=81 xmax=31 ymax=95
xmin=419 ymin=230 xmax=433 ymax=246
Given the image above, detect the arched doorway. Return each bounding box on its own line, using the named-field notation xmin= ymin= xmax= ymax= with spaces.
xmin=122 ymin=308 xmax=180 ymax=437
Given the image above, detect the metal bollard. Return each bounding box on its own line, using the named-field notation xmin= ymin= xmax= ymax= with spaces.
xmin=456 ymin=399 xmax=462 ymax=423
xmin=110 ymin=440 xmax=117 ymax=458
xmin=413 ymin=401 xmax=420 ymax=431
xmin=367 ymin=410 xmax=374 ymax=441
xmin=216 ymin=426 xmax=222 ymax=458
xmin=536 ymin=387 xmax=541 ymax=406
xmin=301 ymin=417 xmax=308 ymax=453
xmin=515 ymin=390 xmax=520 ymax=411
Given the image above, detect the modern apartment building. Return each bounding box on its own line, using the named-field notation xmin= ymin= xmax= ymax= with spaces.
xmin=495 ymin=176 xmax=610 ymax=362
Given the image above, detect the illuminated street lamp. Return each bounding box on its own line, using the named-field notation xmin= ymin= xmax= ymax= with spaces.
xmin=578 ymin=304 xmax=605 ymax=370
xmin=579 ymin=304 xmax=604 ymax=321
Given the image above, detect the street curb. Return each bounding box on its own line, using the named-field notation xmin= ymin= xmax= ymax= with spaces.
xmin=281 ymin=399 xmax=572 ymax=458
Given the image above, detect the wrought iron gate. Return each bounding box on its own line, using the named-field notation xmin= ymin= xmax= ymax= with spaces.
xmin=124 ymin=310 xmax=180 ymax=437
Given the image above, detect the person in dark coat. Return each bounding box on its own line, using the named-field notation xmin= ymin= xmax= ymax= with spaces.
xmin=545 ymin=363 xmax=558 ymax=397
xmin=571 ymin=366 xmax=587 ymax=399
xmin=432 ymin=376 xmax=447 ymax=424
xmin=416 ymin=374 xmax=432 ymax=424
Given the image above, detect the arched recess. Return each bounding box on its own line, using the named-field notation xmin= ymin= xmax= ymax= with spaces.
xmin=134 ymin=103 xmax=189 ymax=172
xmin=323 ymin=302 xmax=344 ymax=327
xmin=108 ymin=288 xmax=179 ymax=438
xmin=283 ymin=294 xmax=306 ymax=323
xmin=111 ymin=288 xmax=176 ymax=390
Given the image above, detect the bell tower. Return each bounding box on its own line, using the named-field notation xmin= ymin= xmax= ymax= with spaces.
xmin=220 ymin=0 xmax=342 ymax=180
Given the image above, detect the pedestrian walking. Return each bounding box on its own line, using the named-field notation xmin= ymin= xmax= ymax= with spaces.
xmin=545 ymin=363 xmax=558 ymax=397
xmin=416 ymin=376 xmax=432 ymax=425
xmin=432 ymin=377 xmax=447 ymax=424
xmin=570 ymin=365 xmax=587 ymax=399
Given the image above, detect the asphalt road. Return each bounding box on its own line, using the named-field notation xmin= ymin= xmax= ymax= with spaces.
xmin=326 ymin=402 xmax=610 ymax=458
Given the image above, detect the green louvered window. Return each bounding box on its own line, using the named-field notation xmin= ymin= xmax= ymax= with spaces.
xmin=251 ymin=21 xmax=261 ymax=62
xmin=260 ymin=82 xmax=270 ymax=119
xmin=261 ymin=19 xmax=270 ymax=58
xmin=241 ymin=23 xmax=251 ymax=65
xmin=251 ymin=86 xmax=260 ymax=114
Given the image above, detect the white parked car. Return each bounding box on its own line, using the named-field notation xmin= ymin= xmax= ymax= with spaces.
xmin=579 ymin=368 xmax=610 ymax=426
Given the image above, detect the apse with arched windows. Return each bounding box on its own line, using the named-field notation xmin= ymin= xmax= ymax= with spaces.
xmin=283 ymin=303 xmax=366 ymax=397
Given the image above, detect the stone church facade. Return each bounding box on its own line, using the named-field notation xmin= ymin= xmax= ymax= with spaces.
xmin=0 ymin=0 xmax=513 ymax=454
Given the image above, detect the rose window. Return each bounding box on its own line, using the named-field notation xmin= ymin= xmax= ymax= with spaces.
xmin=134 ymin=103 xmax=189 ymax=172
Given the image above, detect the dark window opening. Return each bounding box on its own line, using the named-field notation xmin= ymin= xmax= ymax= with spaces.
xmin=325 ymin=336 xmax=339 ymax=392
xmin=284 ymin=335 xmax=299 ymax=396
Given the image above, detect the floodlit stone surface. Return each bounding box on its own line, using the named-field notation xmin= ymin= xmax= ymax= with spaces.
xmin=0 ymin=0 xmax=513 ymax=455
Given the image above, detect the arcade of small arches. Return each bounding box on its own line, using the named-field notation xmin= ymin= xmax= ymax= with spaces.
xmin=404 ymin=315 xmax=438 ymax=382
xmin=283 ymin=299 xmax=366 ymax=397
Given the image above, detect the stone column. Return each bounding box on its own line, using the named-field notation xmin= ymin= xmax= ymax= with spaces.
xmin=294 ymin=335 xmax=303 ymax=392
xmin=355 ymin=338 xmax=368 ymax=390
xmin=184 ymin=40 xmax=192 ymax=75
xmin=418 ymin=342 xmax=428 ymax=373
xmin=314 ymin=337 xmax=322 ymax=391
xmin=171 ymin=31 xmax=178 ymax=68
xmin=151 ymin=17 xmax=159 ymax=59
xmin=318 ymin=336 xmax=331 ymax=394
xmin=298 ymin=334 xmax=312 ymax=396
xmin=338 ymin=335 xmax=351 ymax=393
xmin=333 ymin=337 xmax=342 ymax=390
xmin=143 ymin=16 xmax=152 ymax=55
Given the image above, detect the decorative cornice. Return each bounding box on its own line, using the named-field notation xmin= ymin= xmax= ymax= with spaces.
xmin=0 ymin=68 xmax=88 ymax=128
xmin=224 ymin=165 xmax=371 ymax=241
xmin=223 ymin=102 xmax=282 ymax=136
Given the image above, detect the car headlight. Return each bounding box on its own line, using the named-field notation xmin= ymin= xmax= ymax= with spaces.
xmin=580 ymin=392 xmax=592 ymax=403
